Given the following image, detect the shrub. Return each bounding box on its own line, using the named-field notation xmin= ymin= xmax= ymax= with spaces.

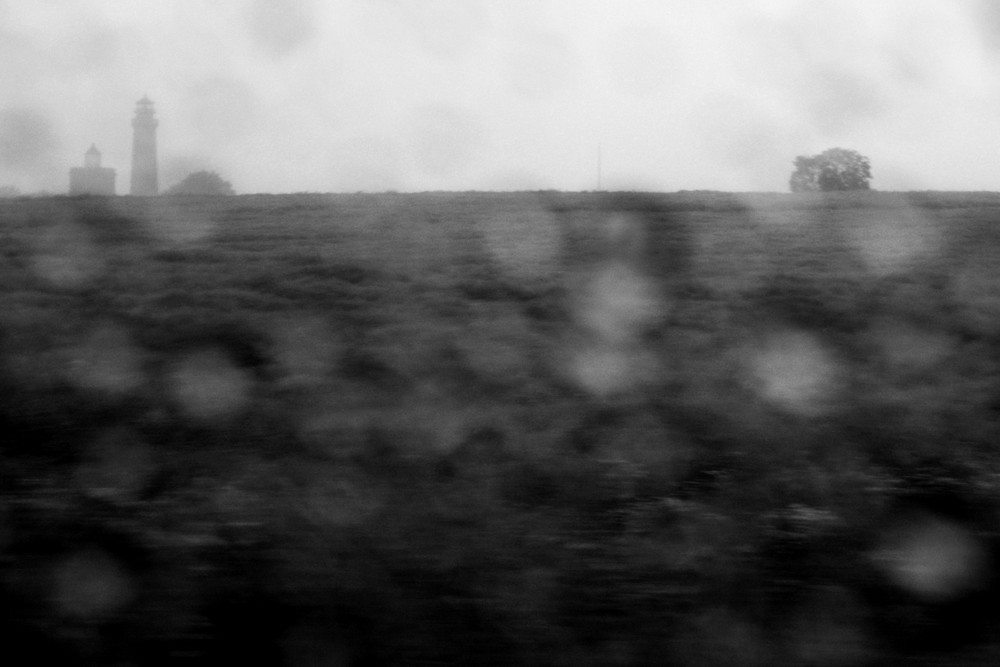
xmin=164 ymin=171 xmax=235 ymax=196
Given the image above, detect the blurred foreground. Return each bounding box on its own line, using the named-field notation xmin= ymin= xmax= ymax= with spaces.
xmin=3 ymin=191 xmax=1000 ymax=665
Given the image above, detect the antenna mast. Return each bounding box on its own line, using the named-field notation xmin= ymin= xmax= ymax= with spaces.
xmin=597 ymin=143 xmax=602 ymax=191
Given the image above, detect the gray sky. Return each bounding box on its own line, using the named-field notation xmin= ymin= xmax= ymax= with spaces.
xmin=2 ymin=0 xmax=999 ymax=194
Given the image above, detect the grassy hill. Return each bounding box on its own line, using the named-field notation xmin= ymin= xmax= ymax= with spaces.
xmin=4 ymin=190 xmax=1000 ymax=664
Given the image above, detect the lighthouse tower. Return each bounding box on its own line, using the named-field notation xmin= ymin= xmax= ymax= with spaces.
xmin=130 ymin=96 xmax=158 ymax=195
xmin=84 ymin=144 xmax=101 ymax=169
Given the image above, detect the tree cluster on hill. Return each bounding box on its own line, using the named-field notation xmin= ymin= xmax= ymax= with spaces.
xmin=164 ymin=170 xmax=235 ymax=196
xmin=790 ymin=148 xmax=871 ymax=192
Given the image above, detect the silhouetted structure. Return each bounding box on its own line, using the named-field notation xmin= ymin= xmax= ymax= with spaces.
xmin=130 ymin=96 xmax=158 ymax=195
xmin=69 ymin=144 xmax=115 ymax=195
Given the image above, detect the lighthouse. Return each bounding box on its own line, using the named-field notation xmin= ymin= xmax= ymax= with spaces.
xmin=130 ymin=96 xmax=158 ymax=195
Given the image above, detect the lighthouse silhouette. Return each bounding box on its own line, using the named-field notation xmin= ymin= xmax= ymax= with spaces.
xmin=130 ymin=96 xmax=158 ymax=195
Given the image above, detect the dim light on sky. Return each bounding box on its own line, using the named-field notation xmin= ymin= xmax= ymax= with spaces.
xmin=2 ymin=0 xmax=1000 ymax=194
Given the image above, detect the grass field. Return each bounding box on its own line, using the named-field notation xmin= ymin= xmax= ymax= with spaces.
xmin=4 ymin=190 xmax=1000 ymax=665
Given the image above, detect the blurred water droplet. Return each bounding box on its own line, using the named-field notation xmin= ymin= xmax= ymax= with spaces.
xmin=481 ymin=208 xmax=562 ymax=280
xmin=873 ymin=513 xmax=989 ymax=601
xmin=144 ymin=200 xmax=217 ymax=244
xmin=74 ymin=428 xmax=157 ymax=503
xmin=564 ymin=225 xmax=667 ymax=397
xmin=847 ymin=206 xmax=939 ymax=276
xmin=567 ymin=340 xmax=660 ymax=397
xmin=576 ymin=261 xmax=663 ymax=344
xmin=31 ymin=222 xmax=103 ymax=288
xmin=51 ymin=548 xmax=135 ymax=619
xmin=167 ymin=349 xmax=252 ymax=421
xmin=746 ymin=330 xmax=839 ymax=415
xmin=66 ymin=323 xmax=145 ymax=395
xmin=398 ymin=405 xmax=470 ymax=458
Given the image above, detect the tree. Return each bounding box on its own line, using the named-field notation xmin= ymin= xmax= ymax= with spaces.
xmin=164 ymin=171 xmax=235 ymax=196
xmin=789 ymin=148 xmax=871 ymax=192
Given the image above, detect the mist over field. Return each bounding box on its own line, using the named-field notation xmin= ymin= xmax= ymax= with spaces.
xmin=5 ymin=1 xmax=1000 ymax=193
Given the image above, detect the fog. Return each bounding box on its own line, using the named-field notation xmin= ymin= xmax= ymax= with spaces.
xmin=3 ymin=0 xmax=1000 ymax=194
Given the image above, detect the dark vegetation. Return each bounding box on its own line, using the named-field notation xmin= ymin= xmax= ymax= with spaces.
xmin=163 ymin=171 xmax=235 ymax=196
xmin=3 ymin=190 xmax=1000 ymax=664
xmin=790 ymin=148 xmax=872 ymax=192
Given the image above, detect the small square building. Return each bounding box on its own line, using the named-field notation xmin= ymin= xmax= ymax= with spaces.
xmin=69 ymin=144 xmax=116 ymax=195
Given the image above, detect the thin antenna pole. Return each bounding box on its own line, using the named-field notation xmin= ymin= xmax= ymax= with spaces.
xmin=597 ymin=143 xmax=602 ymax=191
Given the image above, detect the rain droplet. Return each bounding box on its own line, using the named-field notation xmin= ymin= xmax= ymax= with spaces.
xmin=746 ymin=330 xmax=839 ymax=415
xmin=481 ymin=208 xmax=562 ymax=281
xmin=66 ymin=323 xmax=145 ymax=395
xmin=31 ymin=222 xmax=103 ymax=288
xmin=74 ymin=428 xmax=158 ymax=503
xmin=847 ymin=206 xmax=940 ymax=276
xmin=144 ymin=199 xmax=217 ymax=244
xmin=575 ymin=261 xmax=663 ymax=344
xmin=873 ymin=513 xmax=988 ymax=601
xmin=167 ymin=349 xmax=253 ymax=422
xmin=51 ymin=548 xmax=135 ymax=619
xmin=566 ymin=339 xmax=660 ymax=397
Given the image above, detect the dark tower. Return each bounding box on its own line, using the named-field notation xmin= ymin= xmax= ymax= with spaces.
xmin=130 ymin=96 xmax=158 ymax=195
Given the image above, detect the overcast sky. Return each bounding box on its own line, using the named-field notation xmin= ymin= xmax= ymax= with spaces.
xmin=2 ymin=0 xmax=1000 ymax=194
